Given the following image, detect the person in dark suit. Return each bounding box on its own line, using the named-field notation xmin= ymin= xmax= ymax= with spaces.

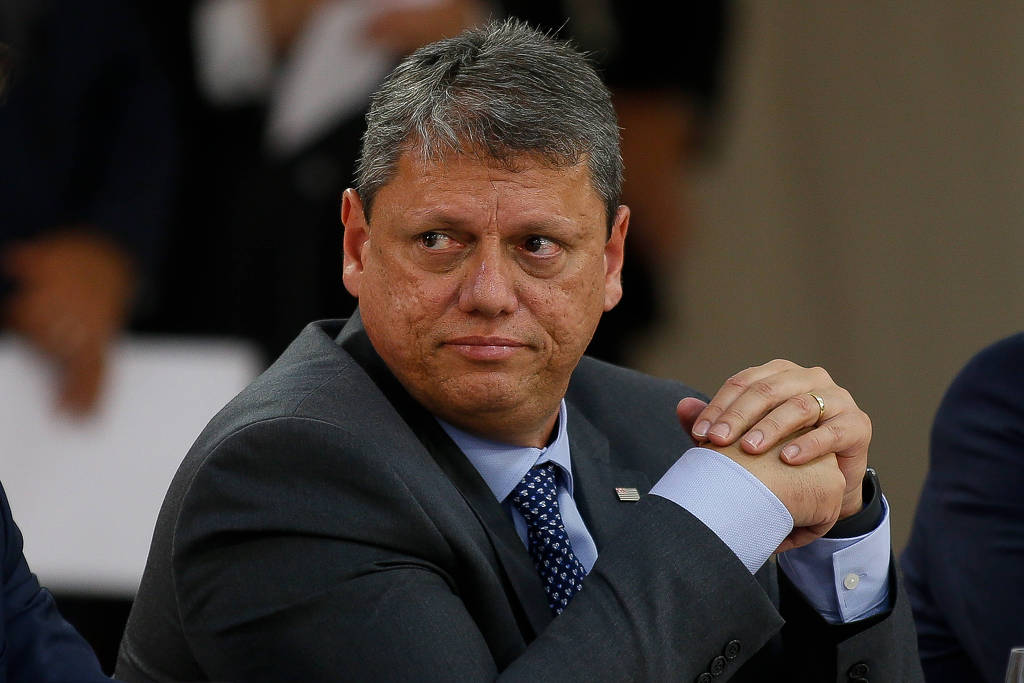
xmin=117 ymin=21 xmax=921 ymax=682
xmin=902 ymin=333 xmax=1024 ymax=683
xmin=0 ymin=481 xmax=108 ymax=681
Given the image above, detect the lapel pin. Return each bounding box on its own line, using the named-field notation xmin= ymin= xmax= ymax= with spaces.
xmin=615 ymin=487 xmax=640 ymax=502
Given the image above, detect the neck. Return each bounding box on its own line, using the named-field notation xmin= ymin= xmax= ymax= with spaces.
xmin=436 ymin=407 xmax=560 ymax=449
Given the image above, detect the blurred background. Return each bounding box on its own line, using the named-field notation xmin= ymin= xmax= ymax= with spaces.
xmin=2 ymin=0 xmax=1023 ymax=673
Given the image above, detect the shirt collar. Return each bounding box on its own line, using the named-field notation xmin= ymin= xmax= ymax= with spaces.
xmin=437 ymin=400 xmax=573 ymax=503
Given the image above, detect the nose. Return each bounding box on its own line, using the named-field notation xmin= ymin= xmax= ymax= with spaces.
xmin=457 ymin=240 xmax=518 ymax=317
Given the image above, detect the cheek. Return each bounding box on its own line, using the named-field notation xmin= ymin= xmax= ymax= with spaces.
xmin=524 ymin=265 xmax=607 ymax=348
xmin=365 ymin=252 xmax=456 ymax=338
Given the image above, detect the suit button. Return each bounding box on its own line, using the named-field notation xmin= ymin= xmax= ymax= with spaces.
xmin=709 ymin=655 xmax=727 ymax=676
xmin=724 ymin=639 xmax=741 ymax=660
xmin=848 ymin=662 xmax=870 ymax=678
xmin=696 ymin=674 xmax=713 ymax=683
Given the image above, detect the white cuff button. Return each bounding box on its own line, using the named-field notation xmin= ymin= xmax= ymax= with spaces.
xmin=843 ymin=572 xmax=861 ymax=590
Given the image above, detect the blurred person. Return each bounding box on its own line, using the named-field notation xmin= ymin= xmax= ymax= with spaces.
xmin=137 ymin=0 xmax=484 ymax=362
xmin=0 ymin=0 xmax=176 ymax=670
xmin=117 ymin=22 xmax=921 ymax=682
xmin=0 ymin=0 xmax=175 ymax=414
xmin=902 ymin=333 xmax=1024 ymax=683
xmin=0 ymin=40 xmax=112 ymax=683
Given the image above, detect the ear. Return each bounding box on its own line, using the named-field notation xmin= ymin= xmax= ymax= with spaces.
xmin=603 ymin=204 xmax=629 ymax=311
xmin=341 ymin=189 xmax=370 ymax=298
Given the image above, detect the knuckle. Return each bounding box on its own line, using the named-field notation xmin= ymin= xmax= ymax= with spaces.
xmin=766 ymin=358 xmax=794 ymax=372
xmin=725 ymin=374 xmax=749 ymax=391
xmin=702 ymin=403 xmax=725 ymax=421
xmin=722 ymin=406 xmax=749 ymax=424
xmin=808 ymin=432 xmax=826 ymax=454
xmin=791 ymin=393 xmax=815 ymax=416
xmin=751 ymin=380 xmax=776 ymax=400
xmin=761 ymin=414 xmax=784 ymax=435
xmin=826 ymin=422 xmax=844 ymax=447
xmin=861 ymin=412 xmax=873 ymax=440
xmin=810 ymin=365 xmax=833 ymax=384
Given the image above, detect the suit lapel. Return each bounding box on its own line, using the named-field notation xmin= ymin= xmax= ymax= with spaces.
xmin=337 ymin=314 xmax=553 ymax=638
xmin=567 ymin=402 xmax=653 ymax=551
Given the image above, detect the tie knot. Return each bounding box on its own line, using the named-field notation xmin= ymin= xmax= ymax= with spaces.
xmin=509 ymin=462 xmax=561 ymax=525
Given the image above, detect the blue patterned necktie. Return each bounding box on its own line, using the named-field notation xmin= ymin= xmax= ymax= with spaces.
xmin=508 ymin=462 xmax=585 ymax=615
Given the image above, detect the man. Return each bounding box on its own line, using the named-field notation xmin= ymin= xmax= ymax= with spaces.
xmin=902 ymin=333 xmax=1024 ymax=682
xmin=117 ymin=21 xmax=920 ymax=682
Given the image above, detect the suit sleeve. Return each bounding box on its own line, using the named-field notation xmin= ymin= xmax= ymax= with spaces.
xmin=0 ymin=483 xmax=107 ymax=682
xmin=171 ymin=417 xmax=790 ymax=682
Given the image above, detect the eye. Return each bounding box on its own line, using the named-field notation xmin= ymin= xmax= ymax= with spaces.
xmin=521 ymin=236 xmax=561 ymax=257
xmin=418 ymin=231 xmax=458 ymax=251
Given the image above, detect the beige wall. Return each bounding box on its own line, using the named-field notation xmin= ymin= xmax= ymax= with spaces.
xmin=633 ymin=2 xmax=1024 ymax=550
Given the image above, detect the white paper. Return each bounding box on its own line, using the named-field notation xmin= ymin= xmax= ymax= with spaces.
xmin=0 ymin=335 xmax=261 ymax=596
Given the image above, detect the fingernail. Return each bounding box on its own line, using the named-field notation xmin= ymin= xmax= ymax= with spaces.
xmin=781 ymin=444 xmax=800 ymax=462
xmin=709 ymin=423 xmax=731 ymax=440
xmin=693 ymin=420 xmax=711 ymax=438
xmin=744 ymin=430 xmax=764 ymax=449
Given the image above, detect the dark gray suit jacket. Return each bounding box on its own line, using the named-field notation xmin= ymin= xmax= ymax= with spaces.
xmin=116 ymin=316 xmax=921 ymax=682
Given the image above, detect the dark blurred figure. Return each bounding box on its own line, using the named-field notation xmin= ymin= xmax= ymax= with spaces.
xmin=0 ymin=0 xmax=175 ymax=413
xmin=136 ymin=0 xmax=484 ymax=362
xmin=500 ymin=2 xmax=730 ymax=363
xmin=0 ymin=0 xmax=176 ymax=672
xmin=902 ymin=333 xmax=1024 ymax=683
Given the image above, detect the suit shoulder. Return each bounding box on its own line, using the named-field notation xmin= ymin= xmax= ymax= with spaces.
xmin=956 ymin=332 xmax=1024 ymax=384
xmin=937 ymin=332 xmax=1024 ymax=424
xmin=189 ymin=323 xmax=389 ymax=452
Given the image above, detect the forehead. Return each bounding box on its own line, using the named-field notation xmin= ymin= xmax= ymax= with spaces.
xmin=370 ymin=151 xmax=606 ymax=229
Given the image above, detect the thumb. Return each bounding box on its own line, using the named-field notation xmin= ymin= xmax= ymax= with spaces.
xmin=676 ymin=397 xmax=708 ymax=435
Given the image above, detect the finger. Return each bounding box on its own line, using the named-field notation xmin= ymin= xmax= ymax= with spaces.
xmin=58 ymin=344 xmax=106 ymax=414
xmin=740 ymin=387 xmax=846 ymax=454
xmin=707 ymin=364 xmax=833 ymax=448
xmin=676 ymin=397 xmax=708 ymax=437
xmin=697 ymin=361 xmax=827 ymax=445
xmin=691 ymin=359 xmax=793 ymax=441
xmin=779 ymin=410 xmax=871 ymax=467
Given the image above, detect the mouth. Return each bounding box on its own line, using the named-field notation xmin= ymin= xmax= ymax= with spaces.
xmin=443 ymin=336 xmax=528 ymax=361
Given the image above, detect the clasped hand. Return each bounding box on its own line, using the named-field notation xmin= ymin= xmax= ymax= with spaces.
xmin=677 ymin=359 xmax=871 ymax=551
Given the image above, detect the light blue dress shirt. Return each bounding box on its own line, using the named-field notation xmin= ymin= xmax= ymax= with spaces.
xmin=439 ymin=400 xmax=890 ymax=624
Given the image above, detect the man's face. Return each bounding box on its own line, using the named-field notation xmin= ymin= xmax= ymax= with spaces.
xmin=341 ymin=152 xmax=628 ymax=447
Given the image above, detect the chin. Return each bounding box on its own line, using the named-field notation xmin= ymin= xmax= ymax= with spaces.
xmin=442 ymin=376 xmax=522 ymax=413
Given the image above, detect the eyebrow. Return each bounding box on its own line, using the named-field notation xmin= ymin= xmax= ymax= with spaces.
xmin=403 ymin=207 xmax=584 ymax=236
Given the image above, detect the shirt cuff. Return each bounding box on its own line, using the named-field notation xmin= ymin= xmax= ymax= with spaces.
xmin=650 ymin=447 xmax=793 ymax=573
xmin=777 ymin=496 xmax=892 ymax=623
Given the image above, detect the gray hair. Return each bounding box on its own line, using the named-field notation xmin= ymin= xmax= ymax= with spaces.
xmin=355 ymin=19 xmax=622 ymax=231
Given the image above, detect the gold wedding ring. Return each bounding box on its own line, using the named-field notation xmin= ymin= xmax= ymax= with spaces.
xmin=809 ymin=392 xmax=826 ymax=425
